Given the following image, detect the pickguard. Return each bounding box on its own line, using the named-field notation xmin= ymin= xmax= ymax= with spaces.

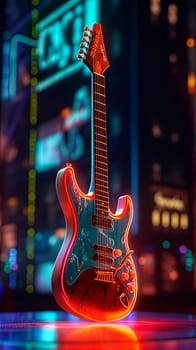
xmin=65 ymin=183 xmax=136 ymax=301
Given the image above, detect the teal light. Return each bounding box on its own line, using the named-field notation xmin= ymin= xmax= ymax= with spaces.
xmin=162 ymin=240 xmax=171 ymax=249
xmin=36 ymin=0 xmax=81 ymax=31
xmin=1 ymin=41 xmax=10 ymax=100
xmin=35 ymin=231 xmax=43 ymax=241
xmin=112 ymin=31 xmax=121 ymax=58
xmin=84 ymin=0 xmax=99 ymax=26
xmin=36 ymin=62 xmax=81 ymax=92
xmin=185 ymin=249 xmax=194 ymax=272
xmin=6 ymin=0 xmax=99 ymax=98
xmin=4 ymin=259 xmax=11 ymax=274
xmin=36 ymin=0 xmax=99 ymax=92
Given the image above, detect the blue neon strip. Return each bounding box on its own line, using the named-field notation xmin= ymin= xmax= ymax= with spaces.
xmin=9 ymin=35 xmax=37 ymax=98
xmin=36 ymin=61 xmax=81 ymax=92
xmin=130 ymin=0 xmax=139 ymax=234
xmin=84 ymin=0 xmax=99 ymax=26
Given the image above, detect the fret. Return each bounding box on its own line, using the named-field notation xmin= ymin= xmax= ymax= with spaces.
xmin=95 ymin=151 xmax=107 ymax=157
xmin=96 ymin=191 xmax=108 ymax=198
xmin=95 ymin=137 xmax=106 ymax=143
xmin=95 ymin=170 xmax=108 ymax=177
xmin=95 ymin=180 xmax=108 ymax=189
xmin=96 ymin=200 xmax=108 ymax=207
xmin=96 ymin=209 xmax=109 ymax=215
xmin=95 ymin=141 xmax=107 ymax=147
xmin=95 ymin=99 xmax=105 ymax=107
xmin=94 ymin=72 xmax=105 ymax=78
xmin=95 ymin=106 xmax=105 ymax=113
xmin=94 ymin=100 xmax=105 ymax=106
xmin=94 ymin=124 xmax=105 ymax=131
xmin=95 ymin=159 xmax=107 ymax=166
xmin=94 ymin=81 xmax=104 ymax=88
xmin=95 ymin=138 xmax=106 ymax=146
xmin=94 ymin=108 xmax=105 ymax=114
xmin=94 ymin=89 xmax=105 ymax=96
xmin=96 ymin=196 xmax=108 ymax=200
xmin=95 ymin=183 xmax=108 ymax=190
xmin=95 ymin=126 xmax=106 ymax=132
xmin=95 ymin=134 xmax=107 ymax=141
xmin=95 ymin=183 xmax=108 ymax=189
xmin=94 ymin=153 xmax=107 ymax=161
xmin=96 ymin=197 xmax=109 ymax=202
xmin=96 ymin=209 xmax=108 ymax=215
xmin=96 ymin=201 xmax=109 ymax=208
xmin=95 ymin=152 xmax=107 ymax=159
xmin=95 ymin=132 xmax=106 ymax=138
xmin=95 ymin=91 xmax=104 ymax=97
xmin=96 ymin=203 xmax=108 ymax=208
xmin=95 ymin=169 xmax=108 ymax=177
xmin=95 ymin=116 xmax=105 ymax=122
xmin=94 ymin=146 xmax=107 ymax=153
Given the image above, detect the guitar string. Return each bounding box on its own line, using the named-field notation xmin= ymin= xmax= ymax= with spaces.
xmin=95 ymin=74 xmax=101 ymax=276
xmin=95 ymin=73 xmax=109 ymax=280
xmin=95 ymin=74 xmax=102 ymax=275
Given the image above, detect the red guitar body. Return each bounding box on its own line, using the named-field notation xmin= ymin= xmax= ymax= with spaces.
xmin=52 ymin=24 xmax=137 ymax=321
xmin=52 ymin=165 xmax=137 ymax=321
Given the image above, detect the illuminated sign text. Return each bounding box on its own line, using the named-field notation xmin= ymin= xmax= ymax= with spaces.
xmin=153 ymin=192 xmax=185 ymax=211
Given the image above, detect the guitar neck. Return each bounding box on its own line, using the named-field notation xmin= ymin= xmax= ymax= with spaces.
xmin=93 ymin=72 xmax=109 ymax=216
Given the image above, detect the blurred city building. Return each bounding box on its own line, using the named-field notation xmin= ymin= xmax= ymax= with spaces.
xmin=0 ymin=0 xmax=195 ymax=311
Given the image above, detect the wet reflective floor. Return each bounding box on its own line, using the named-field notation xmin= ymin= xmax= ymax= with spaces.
xmin=0 ymin=310 xmax=196 ymax=349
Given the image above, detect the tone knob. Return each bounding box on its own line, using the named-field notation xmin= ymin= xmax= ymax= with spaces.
xmin=127 ymin=283 xmax=135 ymax=293
xmin=120 ymin=272 xmax=129 ymax=281
xmin=129 ymin=270 xmax=135 ymax=279
xmin=113 ymin=249 xmax=122 ymax=258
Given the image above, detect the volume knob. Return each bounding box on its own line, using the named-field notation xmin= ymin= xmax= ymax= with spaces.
xmin=129 ymin=270 xmax=135 ymax=279
xmin=113 ymin=249 xmax=122 ymax=258
xmin=127 ymin=283 xmax=135 ymax=293
xmin=120 ymin=272 xmax=129 ymax=281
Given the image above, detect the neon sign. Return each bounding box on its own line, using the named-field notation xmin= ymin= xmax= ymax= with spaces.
xmin=35 ymin=85 xmax=90 ymax=172
xmin=150 ymin=186 xmax=189 ymax=232
xmin=153 ymin=192 xmax=185 ymax=211
xmin=36 ymin=0 xmax=99 ymax=92
xmin=5 ymin=0 xmax=99 ymax=99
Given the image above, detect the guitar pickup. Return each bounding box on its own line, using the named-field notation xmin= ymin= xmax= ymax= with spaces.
xmin=91 ymin=214 xmax=113 ymax=230
xmin=92 ymin=253 xmax=114 ymax=266
xmin=92 ymin=244 xmax=113 ymax=254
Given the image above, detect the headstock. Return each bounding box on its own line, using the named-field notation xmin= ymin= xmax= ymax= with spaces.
xmin=78 ymin=23 xmax=109 ymax=75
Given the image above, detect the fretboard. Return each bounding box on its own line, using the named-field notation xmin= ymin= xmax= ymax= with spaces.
xmin=93 ymin=73 xmax=109 ymax=217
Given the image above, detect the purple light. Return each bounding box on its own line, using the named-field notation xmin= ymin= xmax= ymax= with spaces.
xmin=179 ymin=245 xmax=187 ymax=254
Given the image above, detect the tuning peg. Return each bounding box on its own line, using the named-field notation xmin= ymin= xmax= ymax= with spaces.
xmin=77 ymin=54 xmax=83 ymax=60
xmin=80 ymin=43 xmax=87 ymax=49
xmin=83 ymin=32 xmax=92 ymax=41
xmin=81 ymin=37 xmax=89 ymax=44
xmin=84 ymin=25 xmax=92 ymax=33
xmin=77 ymin=49 xmax=86 ymax=60
xmin=83 ymin=32 xmax=90 ymax=37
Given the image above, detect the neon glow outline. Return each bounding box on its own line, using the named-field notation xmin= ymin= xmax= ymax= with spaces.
xmin=52 ymin=165 xmax=138 ymax=321
xmin=130 ymin=0 xmax=139 ymax=234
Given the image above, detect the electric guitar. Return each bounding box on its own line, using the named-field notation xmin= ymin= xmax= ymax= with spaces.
xmin=52 ymin=23 xmax=137 ymax=322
